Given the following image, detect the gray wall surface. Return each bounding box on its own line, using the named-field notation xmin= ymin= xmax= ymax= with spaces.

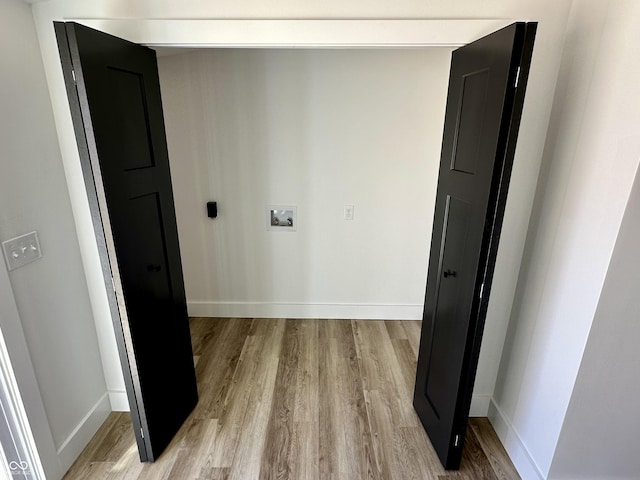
xmin=549 ymin=165 xmax=640 ymax=479
xmin=0 ymin=0 xmax=107 ymax=461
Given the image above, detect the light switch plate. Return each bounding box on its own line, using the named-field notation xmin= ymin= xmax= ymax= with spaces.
xmin=2 ymin=231 xmax=42 ymax=271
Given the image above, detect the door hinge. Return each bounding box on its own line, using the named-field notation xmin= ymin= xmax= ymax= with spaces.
xmin=71 ymin=68 xmax=76 ymax=84
xmin=479 ymin=282 xmax=485 ymax=300
xmin=140 ymin=428 xmax=144 ymax=439
xmin=454 ymin=434 xmax=461 ymax=447
xmin=514 ymin=66 xmax=521 ymax=88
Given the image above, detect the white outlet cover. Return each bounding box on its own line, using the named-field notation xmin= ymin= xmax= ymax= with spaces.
xmin=2 ymin=231 xmax=42 ymax=272
xmin=344 ymin=205 xmax=355 ymax=220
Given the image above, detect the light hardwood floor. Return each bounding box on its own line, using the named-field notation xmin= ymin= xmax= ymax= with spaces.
xmin=63 ymin=318 xmax=520 ymax=479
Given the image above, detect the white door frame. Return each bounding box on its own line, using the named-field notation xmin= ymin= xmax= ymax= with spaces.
xmin=38 ymin=18 xmax=521 ymax=417
xmin=66 ymin=19 xmax=512 ymax=48
xmin=0 ymin=267 xmax=60 ymax=479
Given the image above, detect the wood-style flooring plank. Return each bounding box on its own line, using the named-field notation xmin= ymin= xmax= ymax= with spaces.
xmin=403 ymin=320 xmax=423 ymax=357
xmin=353 ymin=320 xmax=419 ymax=427
xmin=63 ymin=318 xmax=519 ymax=480
xmin=166 ymin=419 xmax=218 ymax=479
xmin=389 ymin=337 xmax=418 ymax=394
xmin=227 ymin=319 xmax=285 ymax=480
xmin=193 ymin=318 xmax=254 ymax=420
xmin=290 ymin=320 xmax=319 ymax=480
xmin=135 ymin=406 xmax=195 ymax=480
xmin=469 ymin=418 xmax=521 ymax=480
xmin=105 ymin=444 xmax=144 ymax=480
xmin=94 ymin=413 xmax=137 ymax=463
xmin=318 ymin=321 xmax=337 ymax=480
xmin=72 ymin=461 xmax=115 ymax=480
xmin=319 ymin=320 xmax=378 ymax=480
xmin=259 ymin=320 xmax=299 ymax=480
xmin=456 ymin=425 xmax=499 ymax=480
xmin=333 ymin=322 xmax=377 ymax=480
xmin=382 ymin=320 xmax=409 ymax=341
xmin=397 ymin=426 xmax=447 ymax=478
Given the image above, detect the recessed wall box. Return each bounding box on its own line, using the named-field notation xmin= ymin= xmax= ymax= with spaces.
xmin=267 ymin=206 xmax=297 ymax=231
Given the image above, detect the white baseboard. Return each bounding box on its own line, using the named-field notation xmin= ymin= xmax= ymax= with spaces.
xmin=469 ymin=394 xmax=491 ymax=417
xmin=56 ymin=393 xmax=110 ymax=473
xmin=488 ymin=398 xmax=544 ymax=480
xmin=187 ymin=301 xmax=423 ymax=320
xmin=108 ymin=390 xmax=130 ymax=412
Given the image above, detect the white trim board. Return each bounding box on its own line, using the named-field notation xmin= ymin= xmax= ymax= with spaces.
xmin=488 ymin=398 xmax=544 ymax=480
xmin=469 ymin=394 xmax=491 ymax=417
xmin=68 ymin=19 xmax=513 ymax=49
xmin=188 ymin=301 xmax=423 ymax=320
xmin=55 ymin=393 xmax=110 ymax=474
xmin=108 ymin=390 xmax=129 ymax=412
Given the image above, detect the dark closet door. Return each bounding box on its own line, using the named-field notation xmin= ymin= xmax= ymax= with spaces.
xmin=55 ymin=22 xmax=198 ymax=462
xmin=414 ymin=23 xmax=536 ymax=469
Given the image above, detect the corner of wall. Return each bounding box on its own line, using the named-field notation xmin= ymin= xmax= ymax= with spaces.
xmin=55 ymin=393 xmax=111 ymax=473
xmin=488 ymin=399 xmax=544 ymax=480
xmin=489 ymin=1 xmax=640 ymax=478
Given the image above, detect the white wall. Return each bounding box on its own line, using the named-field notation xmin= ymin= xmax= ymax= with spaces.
xmin=0 ymin=0 xmax=111 ymax=475
xmin=491 ymin=0 xmax=640 ymax=478
xmin=548 ymin=161 xmax=640 ymax=479
xmin=158 ymin=48 xmax=450 ymax=320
